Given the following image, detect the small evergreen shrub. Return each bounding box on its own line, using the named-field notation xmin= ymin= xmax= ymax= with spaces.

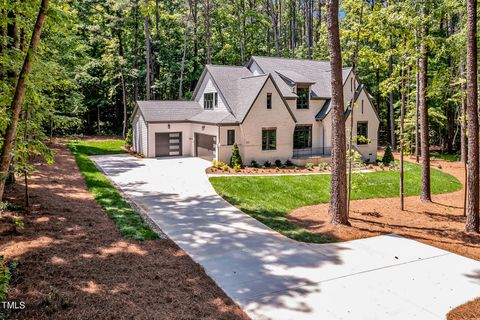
xmin=250 ymin=160 xmax=259 ymax=168
xmin=382 ymin=145 xmax=394 ymax=166
xmin=285 ymin=159 xmax=293 ymax=166
xmin=229 ymin=143 xmax=243 ymax=167
xmin=125 ymin=128 xmax=133 ymax=147
xmin=264 ymin=160 xmax=271 ymax=168
xmin=274 ymin=159 xmax=282 ymax=167
xmin=305 ymin=163 xmax=314 ymax=170
xmin=233 ymin=164 xmax=241 ymax=172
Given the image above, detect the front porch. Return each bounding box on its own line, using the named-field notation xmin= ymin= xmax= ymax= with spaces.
xmin=292 ymin=147 xmax=332 ymax=166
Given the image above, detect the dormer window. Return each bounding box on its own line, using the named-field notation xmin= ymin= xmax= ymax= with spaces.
xmin=204 ymin=93 xmax=214 ymax=109
xmin=296 ymin=87 xmax=309 ymax=109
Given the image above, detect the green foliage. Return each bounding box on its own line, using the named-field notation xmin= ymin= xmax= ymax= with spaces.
xmin=263 ymin=161 xmax=271 ymax=168
xmin=274 ymin=160 xmax=282 ymax=168
xmin=229 ymin=143 xmax=243 ymax=167
xmin=125 ymin=128 xmax=133 ymax=147
xmin=285 ymin=160 xmax=293 ymax=167
xmin=305 ymin=163 xmax=314 ymax=170
xmin=0 ymin=256 xmax=11 ymax=301
xmin=382 ymin=145 xmax=395 ymax=166
xmin=67 ymin=140 xmax=158 ymax=240
xmin=210 ymin=162 xmax=462 ymax=243
xmin=250 ymin=160 xmax=259 ymax=168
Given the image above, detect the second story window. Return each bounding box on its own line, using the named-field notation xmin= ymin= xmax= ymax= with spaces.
xmin=267 ymin=93 xmax=272 ymax=109
xmin=204 ymin=93 xmax=214 ymax=109
xmin=296 ymin=87 xmax=309 ymax=109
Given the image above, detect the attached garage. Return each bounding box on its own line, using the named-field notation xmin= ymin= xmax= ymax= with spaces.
xmin=195 ymin=133 xmax=216 ymax=160
xmin=155 ymin=132 xmax=182 ymax=157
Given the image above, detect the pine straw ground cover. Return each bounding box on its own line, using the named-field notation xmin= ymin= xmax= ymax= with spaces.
xmin=0 ymin=141 xmax=248 ymax=320
xmin=285 ymin=157 xmax=479 ymax=320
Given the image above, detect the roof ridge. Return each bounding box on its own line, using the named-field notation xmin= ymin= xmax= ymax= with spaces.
xmin=252 ymin=55 xmax=330 ymax=63
xmin=206 ymin=64 xmax=247 ymax=69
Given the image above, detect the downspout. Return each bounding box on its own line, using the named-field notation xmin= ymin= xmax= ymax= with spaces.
xmin=216 ymin=124 xmax=220 ymax=161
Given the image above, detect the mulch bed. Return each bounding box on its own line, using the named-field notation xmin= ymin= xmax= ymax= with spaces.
xmin=0 ymin=142 xmax=248 ymax=320
xmin=206 ymin=164 xmax=384 ymax=175
xmin=286 ymin=156 xmax=479 ymax=319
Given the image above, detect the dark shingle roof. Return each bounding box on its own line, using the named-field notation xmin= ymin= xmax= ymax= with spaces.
xmin=136 ymin=101 xmax=202 ymax=122
xmin=206 ymin=65 xmax=269 ymax=122
xmin=250 ymin=56 xmax=352 ymax=99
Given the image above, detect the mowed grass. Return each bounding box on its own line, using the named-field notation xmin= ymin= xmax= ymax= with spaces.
xmin=431 ymin=152 xmax=461 ymax=162
xmin=67 ymin=139 xmax=158 ymax=240
xmin=210 ymin=162 xmax=462 ymax=243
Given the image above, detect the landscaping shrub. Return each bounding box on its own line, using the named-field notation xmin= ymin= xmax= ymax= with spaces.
xmin=305 ymin=163 xmax=314 ymax=170
xmin=318 ymin=162 xmax=329 ymax=170
xmin=274 ymin=159 xmax=282 ymax=167
xmin=233 ymin=164 xmax=241 ymax=172
xmin=264 ymin=160 xmax=271 ymax=168
xmin=285 ymin=159 xmax=293 ymax=166
xmin=124 ymin=128 xmax=133 ymax=147
xmin=229 ymin=143 xmax=243 ymax=167
xmin=250 ymin=160 xmax=259 ymax=168
xmin=382 ymin=145 xmax=394 ymax=166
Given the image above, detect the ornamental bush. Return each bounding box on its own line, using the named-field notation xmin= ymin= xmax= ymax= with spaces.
xmin=229 ymin=143 xmax=243 ymax=168
xmin=382 ymin=145 xmax=394 ymax=166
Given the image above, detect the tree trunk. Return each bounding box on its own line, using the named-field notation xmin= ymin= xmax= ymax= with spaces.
xmin=144 ymin=0 xmax=152 ymax=100
xmin=419 ymin=21 xmax=431 ymax=202
xmin=400 ymin=61 xmax=405 ymax=210
xmin=415 ymin=52 xmax=420 ymax=162
xmin=0 ymin=0 xmax=49 ymax=202
xmin=465 ymin=0 xmax=479 ymax=233
xmin=179 ymin=17 xmax=189 ymax=99
xmin=155 ymin=0 xmax=161 ymax=98
xmin=326 ymin=0 xmax=348 ymax=225
xmin=269 ymin=0 xmax=280 ymax=55
xmin=235 ymin=0 xmax=245 ymax=64
xmin=205 ymin=0 xmax=212 ymax=64
xmin=388 ymin=51 xmax=396 ymax=150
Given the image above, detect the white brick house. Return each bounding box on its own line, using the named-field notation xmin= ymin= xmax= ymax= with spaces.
xmin=131 ymin=56 xmax=380 ymax=164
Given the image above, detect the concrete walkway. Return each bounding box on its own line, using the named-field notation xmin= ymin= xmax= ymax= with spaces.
xmin=92 ymin=154 xmax=480 ymax=320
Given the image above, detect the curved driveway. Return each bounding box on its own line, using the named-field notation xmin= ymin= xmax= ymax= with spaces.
xmin=92 ymin=154 xmax=480 ymax=320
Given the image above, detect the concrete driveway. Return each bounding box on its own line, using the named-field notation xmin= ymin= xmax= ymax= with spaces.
xmin=92 ymin=154 xmax=480 ymax=320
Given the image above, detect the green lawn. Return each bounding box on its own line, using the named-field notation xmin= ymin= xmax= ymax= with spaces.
xmin=210 ymin=162 xmax=462 ymax=243
xmin=67 ymin=139 xmax=158 ymax=240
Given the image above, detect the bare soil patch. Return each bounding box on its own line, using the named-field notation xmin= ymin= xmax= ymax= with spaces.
xmin=287 ymin=156 xmax=479 ymax=319
xmin=1 ymin=142 xmax=248 ymax=320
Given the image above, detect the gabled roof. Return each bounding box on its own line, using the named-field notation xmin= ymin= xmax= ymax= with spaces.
xmin=135 ymin=101 xmax=202 ymax=122
xmin=206 ymin=65 xmax=296 ymax=123
xmin=248 ymin=56 xmax=352 ymax=99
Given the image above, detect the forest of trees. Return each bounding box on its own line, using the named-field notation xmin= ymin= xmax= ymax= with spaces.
xmin=0 ymin=0 xmax=478 ymax=225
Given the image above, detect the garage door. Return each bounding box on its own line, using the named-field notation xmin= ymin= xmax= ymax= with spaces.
xmin=155 ymin=132 xmax=182 ymax=157
xmin=195 ymin=133 xmax=216 ymax=160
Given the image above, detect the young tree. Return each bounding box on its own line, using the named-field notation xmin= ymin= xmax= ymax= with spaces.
xmin=465 ymin=0 xmax=478 ymax=233
xmin=0 ymin=0 xmax=49 ymax=202
xmin=326 ymin=0 xmax=349 ymax=225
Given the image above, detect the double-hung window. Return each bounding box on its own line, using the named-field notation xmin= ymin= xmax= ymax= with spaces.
xmin=204 ymin=93 xmax=214 ymax=109
xmin=296 ymin=87 xmax=309 ymax=109
xmin=262 ymin=128 xmax=276 ymax=150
